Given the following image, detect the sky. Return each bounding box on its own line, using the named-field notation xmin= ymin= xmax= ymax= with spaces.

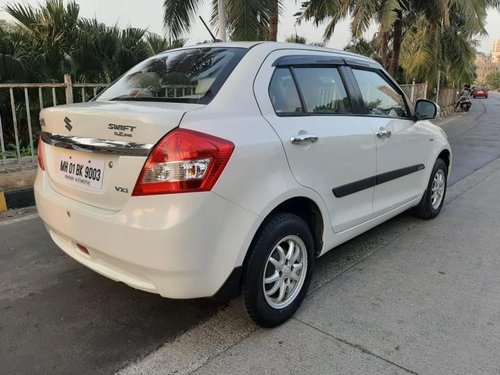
xmin=1 ymin=0 xmax=500 ymax=53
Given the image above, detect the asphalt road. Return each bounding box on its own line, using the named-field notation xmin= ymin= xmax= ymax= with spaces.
xmin=440 ymin=93 xmax=500 ymax=185
xmin=1 ymin=94 xmax=499 ymax=375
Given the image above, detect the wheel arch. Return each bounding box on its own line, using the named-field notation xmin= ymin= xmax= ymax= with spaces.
xmin=438 ymin=148 xmax=451 ymax=174
xmin=212 ymin=195 xmax=326 ymax=302
xmin=243 ymin=195 xmax=326 ymax=269
xmin=265 ymin=197 xmax=324 ymax=257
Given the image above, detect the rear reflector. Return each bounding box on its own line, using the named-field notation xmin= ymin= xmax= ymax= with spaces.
xmin=76 ymin=244 xmax=89 ymax=255
xmin=132 ymin=128 xmax=234 ymax=196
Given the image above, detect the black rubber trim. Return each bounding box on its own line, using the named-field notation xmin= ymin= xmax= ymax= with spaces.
xmin=333 ymin=164 xmax=425 ymax=198
xmin=211 ymin=266 xmax=242 ymax=302
xmin=333 ymin=176 xmax=377 ymax=198
xmin=338 ymin=65 xmax=365 ymax=114
xmin=377 ymin=164 xmax=425 ymax=185
xmin=343 ymin=57 xmax=379 ymax=68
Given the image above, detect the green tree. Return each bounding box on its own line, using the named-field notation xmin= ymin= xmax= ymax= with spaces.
xmin=0 ymin=0 xmax=184 ymax=159
xmin=401 ymin=0 xmax=500 ymax=86
xmin=0 ymin=0 xmax=190 ymax=87
xmin=298 ymin=0 xmax=500 ymax=85
xmin=145 ymin=33 xmax=185 ymax=55
xmin=344 ymin=37 xmax=378 ymax=60
xmin=285 ymin=33 xmax=307 ymax=44
xmin=162 ymin=0 xmax=284 ymax=41
xmin=297 ymin=0 xmax=404 ymax=76
xmin=0 ymin=21 xmax=31 ymax=82
xmin=485 ymin=72 xmax=500 ymax=89
xmin=2 ymin=0 xmax=183 ymax=83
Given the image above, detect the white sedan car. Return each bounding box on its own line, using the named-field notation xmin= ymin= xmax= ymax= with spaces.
xmin=35 ymin=42 xmax=451 ymax=327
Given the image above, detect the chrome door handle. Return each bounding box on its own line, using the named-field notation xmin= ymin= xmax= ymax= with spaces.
xmin=290 ymin=134 xmax=319 ymax=145
xmin=376 ymin=129 xmax=392 ymax=138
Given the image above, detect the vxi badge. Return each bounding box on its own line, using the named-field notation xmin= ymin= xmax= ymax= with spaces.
xmin=108 ymin=123 xmax=137 ymax=138
xmin=115 ymin=186 xmax=129 ymax=193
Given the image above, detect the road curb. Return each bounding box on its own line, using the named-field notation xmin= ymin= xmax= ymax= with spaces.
xmin=0 ymin=187 xmax=35 ymax=213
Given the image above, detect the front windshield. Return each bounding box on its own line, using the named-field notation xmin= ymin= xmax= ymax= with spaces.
xmin=97 ymin=47 xmax=246 ymax=104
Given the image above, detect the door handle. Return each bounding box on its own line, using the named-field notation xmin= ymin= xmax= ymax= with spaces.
xmin=290 ymin=134 xmax=319 ymax=145
xmin=376 ymin=128 xmax=392 ymax=138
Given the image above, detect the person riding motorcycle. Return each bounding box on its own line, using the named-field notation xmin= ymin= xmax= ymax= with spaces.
xmin=456 ymin=84 xmax=472 ymax=111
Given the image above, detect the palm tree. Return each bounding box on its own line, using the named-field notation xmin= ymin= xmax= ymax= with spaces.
xmin=344 ymin=37 xmax=379 ymax=60
xmin=3 ymin=0 xmax=182 ymax=83
xmin=285 ymin=33 xmax=307 ymax=44
xmin=298 ymin=0 xmax=500 ymax=81
xmin=5 ymin=0 xmax=81 ymax=80
xmin=1 ymin=0 xmax=188 ymax=162
xmin=0 ymin=21 xmax=32 ymax=83
xmin=402 ymin=0 xmax=500 ymax=86
xmin=145 ymin=33 xmax=185 ymax=55
xmin=297 ymin=0 xmax=404 ymax=76
xmin=268 ymin=0 xmax=280 ymax=41
xmin=162 ymin=0 xmax=284 ymax=41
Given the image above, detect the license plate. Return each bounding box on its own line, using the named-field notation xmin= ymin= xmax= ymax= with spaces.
xmin=57 ymin=154 xmax=105 ymax=190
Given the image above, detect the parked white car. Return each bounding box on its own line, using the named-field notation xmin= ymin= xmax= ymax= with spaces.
xmin=35 ymin=42 xmax=451 ymax=327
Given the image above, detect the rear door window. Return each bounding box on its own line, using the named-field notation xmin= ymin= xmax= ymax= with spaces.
xmin=293 ymin=67 xmax=352 ymax=114
xmin=269 ymin=68 xmax=304 ymax=115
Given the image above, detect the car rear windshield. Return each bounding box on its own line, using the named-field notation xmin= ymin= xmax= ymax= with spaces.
xmin=97 ymin=47 xmax=247 ymax=104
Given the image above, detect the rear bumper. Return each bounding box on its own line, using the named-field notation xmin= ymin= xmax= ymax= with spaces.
xmin=35 ymin=170 xmax=260 ymax=298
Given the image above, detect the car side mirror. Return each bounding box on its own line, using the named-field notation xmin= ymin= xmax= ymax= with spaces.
xmin=415 ymin=99 xmax=439 ymax=120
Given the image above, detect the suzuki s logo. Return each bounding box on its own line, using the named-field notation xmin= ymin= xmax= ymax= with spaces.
xmin=115 ymin=186 xmax=129 ymax=193
xmin=64 ymin=117 xmax=73 ymax=131
xmin=108 ymin=124 xmax=136 ymax=138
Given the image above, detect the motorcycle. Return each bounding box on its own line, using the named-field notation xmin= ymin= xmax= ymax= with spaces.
xmin=456 ymin=90 xmax=472 ymax=112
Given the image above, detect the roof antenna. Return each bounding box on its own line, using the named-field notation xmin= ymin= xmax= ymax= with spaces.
xmin=199 ymin=16 xmax=219 ymax=42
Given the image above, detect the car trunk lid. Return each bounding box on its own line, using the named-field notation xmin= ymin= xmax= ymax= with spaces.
xmin=40 ymin=101 xmax=203 ymax=211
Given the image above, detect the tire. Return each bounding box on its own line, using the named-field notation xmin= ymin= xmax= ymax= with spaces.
xmin=242 ymin=213 xmax=315 ymax=327
xmin=413 ymin=158 xmax=448 ymax=219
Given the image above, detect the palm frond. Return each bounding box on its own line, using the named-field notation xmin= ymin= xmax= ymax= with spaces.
xmin=226 ymin=0 xmax=271 ymax=40
xmin=145 ymin=33 xmax=185 ymax=54
xmin=351 ymin=0 xmax=379 ymax=37
xmin=4 ymin=2 xmax=42 ymax=35
xmin=163 ymin=0 xmax=203 ymax=39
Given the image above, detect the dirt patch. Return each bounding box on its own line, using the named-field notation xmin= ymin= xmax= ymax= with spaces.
xmin=0 ymin=169 xmax=37 ymax=191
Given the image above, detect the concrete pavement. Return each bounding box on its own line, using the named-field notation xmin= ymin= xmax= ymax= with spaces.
xmin=119 ymin=158 xmax=500 ymax=374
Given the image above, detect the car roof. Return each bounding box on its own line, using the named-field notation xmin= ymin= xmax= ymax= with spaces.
xmin=181 ymin=41 xmax=381 ymax=69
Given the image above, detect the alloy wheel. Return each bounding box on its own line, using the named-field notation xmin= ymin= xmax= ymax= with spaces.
xmin=431 ymin=169 xmax=446 ymax=209
xmin=262 ymin=235 xmax=308 ymax=309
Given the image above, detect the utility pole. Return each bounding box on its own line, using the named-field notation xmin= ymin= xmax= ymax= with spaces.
xmin=218 ymin=0 xmax=227 ymax=41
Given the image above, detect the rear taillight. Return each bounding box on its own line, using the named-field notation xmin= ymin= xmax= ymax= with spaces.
xmin=38 ymin=135 xmax=45 ymax=171
xmin=132 ymin=128 xmax=234 ymax=196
